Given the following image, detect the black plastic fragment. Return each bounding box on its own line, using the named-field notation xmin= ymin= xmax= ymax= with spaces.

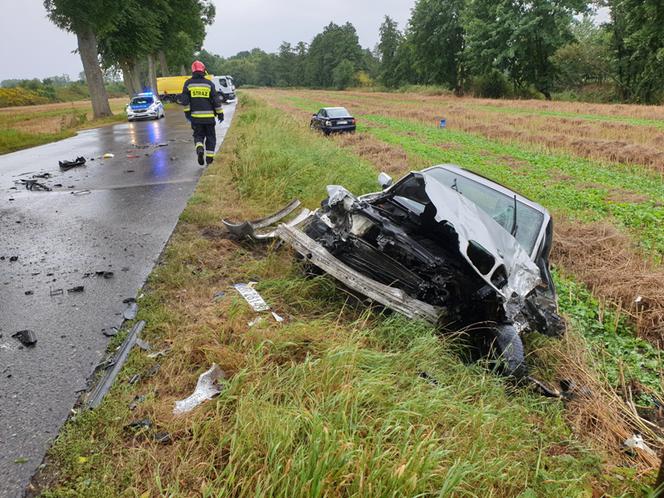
xmin=153 ymin=432 xmax=172 ymax=444
xmin=67 ymin=286 xmax=85 ymax=293
xmin=12 ymin=330 xmax=37 ymax=347
xmin=59 ymin=157 xmax=86 ymax=171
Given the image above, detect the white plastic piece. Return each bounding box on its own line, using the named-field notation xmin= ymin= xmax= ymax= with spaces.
xmin=103 ymin=153 xmax=115 ymax=159
xmin=271 ymin=311 xmax=285 ymax=323
xmin=624 ymin=434 xmax=657 ymax=457
xmin=173 ymin=364 xmax=225 ymax=415
xmin=234 ymin=283 xmax=270 ymax=312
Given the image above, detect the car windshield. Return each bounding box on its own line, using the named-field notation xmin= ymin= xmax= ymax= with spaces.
xmin=219 ymin=78 xmax=227 ymax=86
xmin=131 ymin=96 xmax=153 ymax=106
xmin=424 ymin=168 xmax=544 ymax=255
xmin=326 ymin=108 xmax=350 ymax=118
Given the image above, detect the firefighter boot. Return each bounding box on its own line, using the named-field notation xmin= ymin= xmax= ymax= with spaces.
xmin=196 ymin=144 xmax=204 ymax=166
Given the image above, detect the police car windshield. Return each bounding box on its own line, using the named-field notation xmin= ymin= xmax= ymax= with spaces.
xmin=326 ymin=107 xmax=350 ymax=118
xmin=131 ymin=96 xmax=154 ymax=106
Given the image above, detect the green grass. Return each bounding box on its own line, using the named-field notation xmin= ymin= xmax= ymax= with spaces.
xmin=0 ymin=128 xmax=77 ymax=155
xmin=40 ymin=94 xmax=659 ymax=497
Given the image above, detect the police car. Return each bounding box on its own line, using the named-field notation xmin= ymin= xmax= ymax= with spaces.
xmin=126 ymin=92 xmax=165 ymax=121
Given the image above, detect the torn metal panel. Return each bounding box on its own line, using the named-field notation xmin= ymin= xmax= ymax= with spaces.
xmin=173 ymin=364 xmax=225 ymax=415
xmin=223 ymin=199 xmax=301 ymax=238
xmin=87 ymin=320 xmax=145 ymax=409
xmin=276 ymin=224 xmax=444 ymax=324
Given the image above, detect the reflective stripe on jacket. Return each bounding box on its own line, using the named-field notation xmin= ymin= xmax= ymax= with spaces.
xmin=180 ymin=74 xmax=224 ymax=124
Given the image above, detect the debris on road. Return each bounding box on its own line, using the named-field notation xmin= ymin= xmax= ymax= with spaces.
xmin=87 ymin=320 xmax=146 ymax=409
xmin=234 ymin=283 xmax=270 ymax=312
xmin=67 ymin=286 xmax=85 ymax=294
xmin=19 ymin=179 xmax=52 ymax=192
xmin=129 ymin=395 xmax=146 ymax=410
xmin=102 ymin=153 xmax=115 ymax=159
xmin=59 ymin=157 xmax=86 ymax=171
xmin=12 ymin=330 xmax=37 ymax=347
xmin=83 ymin=271 xmax=114 ymax=279
xmin=173 ymin=364 xmax=225 ymax=415
xmin=102 ymin=327 xmax=119 ymax=337
xmin=49 ymin=288 xmax=63 ymax=297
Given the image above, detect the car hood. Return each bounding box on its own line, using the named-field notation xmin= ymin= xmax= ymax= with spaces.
xmin=422 ymin=175 xmax=541 ymax=298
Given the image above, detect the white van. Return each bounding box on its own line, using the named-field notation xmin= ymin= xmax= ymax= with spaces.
xmin=211 ymin=75 xmax=236 ymax=102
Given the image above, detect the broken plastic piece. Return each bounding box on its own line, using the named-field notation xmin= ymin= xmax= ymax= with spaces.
xmin=125 ymin=418 xmax=152 ymax=431
xmin=67 ymin=286 xmax=85 ymax=293
xmin=103 ymin=153 xmax=115 ymax=159
xmin=173 ymin=364 xmax=225 ymax=415
xmin=59 ymin=157 xmax=86 ymax=171
xmin=234 ymin=283 xmax=270 ymax=312
xmin=124 ymin=301 xmax=138 ymax=320
xmin=623 ymin=434 xmax=657 ymax=457
xmin=271 ymin=311 xmax=285 ymax=323
xmin=135 ymin=338 xmax=151 ymax=351
xmin=153 ymin=431 xmax=172 ymax=444
xmin=12 ymin=330 xmax=37 ymax=347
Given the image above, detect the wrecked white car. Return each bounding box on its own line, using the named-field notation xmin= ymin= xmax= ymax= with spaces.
xmin=223 ymin=164 xmax=564 ymax=378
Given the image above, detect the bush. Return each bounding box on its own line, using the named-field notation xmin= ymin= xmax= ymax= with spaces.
xmin=0 ymin=88 xmax=49 ymax=108
xmin=471 ymin=70 xmax=511 ymax=98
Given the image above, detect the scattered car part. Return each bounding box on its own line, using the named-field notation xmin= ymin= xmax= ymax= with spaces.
xmin=87 ymin=320 xmax=146 ymax=409
xmin=12 ymin=330 xmax=37 ymax=347
xmin=222 ymin=199 xmax=303 ymax=239
xmin=124 ymin=418 xmax=152 ymax=432
xmin=135 ymin=338 xmax=151 ymax=351
xmin=20 ymin=179 xmax=52 ymax=191
xmin=103 ymin=153 xmax=115 ymax=159
xmin=173 ymin=364 xmax=225 ymax=415
xmin=124 ymin=301 xmax=138 ymax=320
xmin=234 ymin=283 xmax=270 ymax=312
xmin=59 ymin=157 xmax=86 ymax=171
xmin=67 ymin=286 xmax=84 ymax=293
xmin=624 ymin=434 xmax=657 ymax=458
xmin=129 ymin=395 xmax=146 ymax=411
xmin=153 ymin=431 xmax=172 ymax=444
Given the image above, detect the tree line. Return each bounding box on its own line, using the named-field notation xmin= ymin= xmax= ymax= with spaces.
xmin=201 ymin=0 xmax=663 ymax=104
xmin=44 ymin=0 xmax=215 ymax=118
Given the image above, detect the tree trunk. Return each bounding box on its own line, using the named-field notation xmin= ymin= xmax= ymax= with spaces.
xmin=147 ymin=54 xmax=158 ymax=94
xmin=158 ymin=50 xmax=169 ymax=77
xmin=180 ymin=65 xmax=187 ymax=76
xmin=121 ymin=62 xmax=137 ymax=96
xmin=131 ymin=60 xmax=142 ymax=93
xmin=76 ymin=28 xmax=112 ymax=119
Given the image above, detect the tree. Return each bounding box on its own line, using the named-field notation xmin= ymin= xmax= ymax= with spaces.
xmin=409 ymin=0 xmax=467 ymax=93
xmin=332 ymin=59 xmax=356 ymax=89
xmin=44 ymin=0 xmax=121 ymax=117
xmin=377 ymin=16 xmax=403 ymax=87
xmin=606 ymin=0 xmax=664 ymax=103
xmin=306 ymin=22 xmax=363 ymax=87
xmin=465 ymin=0 xmax=586 ymax=99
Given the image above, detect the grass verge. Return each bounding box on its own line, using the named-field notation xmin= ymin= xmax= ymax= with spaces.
xmin=37 ymin=95 xmax=660 ymax=497
xmin=0 ymin=99 xmax=127 ymax=155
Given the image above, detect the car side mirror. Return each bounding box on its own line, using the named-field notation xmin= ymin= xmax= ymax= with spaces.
xmin=378 ymin=172 xmax=393 ymax=189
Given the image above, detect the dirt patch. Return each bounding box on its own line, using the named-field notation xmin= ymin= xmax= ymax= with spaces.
xmin=605 ymin=189 xmax=651 ymax=204
xmin=332 ymin=132 xmax=413 ymax=174
xmin=552 ymin=218 xmax=664 ymax=347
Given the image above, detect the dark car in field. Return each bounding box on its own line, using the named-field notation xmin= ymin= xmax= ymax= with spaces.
xmin=310 ymin=107 xmax=356 ymax=134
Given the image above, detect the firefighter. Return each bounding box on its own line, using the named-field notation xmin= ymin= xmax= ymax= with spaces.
xmin=180 ymin=60 xmax=224 ymax=165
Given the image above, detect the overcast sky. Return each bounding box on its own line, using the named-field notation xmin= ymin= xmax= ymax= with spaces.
xmin=0 ymin=1 xmax=609 ymax=82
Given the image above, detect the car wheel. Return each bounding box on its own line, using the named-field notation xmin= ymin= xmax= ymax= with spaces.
xmin=492 ymin=324 xmax=527 ymax=380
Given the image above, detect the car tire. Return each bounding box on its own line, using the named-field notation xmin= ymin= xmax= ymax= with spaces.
xmin=492 ymin=324 xmax=528 ymax=380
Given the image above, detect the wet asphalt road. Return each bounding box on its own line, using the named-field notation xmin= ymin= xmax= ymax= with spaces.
xmin=0 ymin=103 xmax=235 ymax=497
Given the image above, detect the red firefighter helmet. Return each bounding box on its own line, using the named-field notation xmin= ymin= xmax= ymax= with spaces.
xmin=191 ymin=60 xmax=206 ymax=73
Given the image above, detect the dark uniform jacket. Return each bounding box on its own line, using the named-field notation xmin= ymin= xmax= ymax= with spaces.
xmin=180 ymin=73 xmax=224 ymax=124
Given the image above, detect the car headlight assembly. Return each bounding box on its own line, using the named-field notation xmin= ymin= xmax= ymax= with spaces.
xmin=325 ymin=120 xmax=332 ymax=126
